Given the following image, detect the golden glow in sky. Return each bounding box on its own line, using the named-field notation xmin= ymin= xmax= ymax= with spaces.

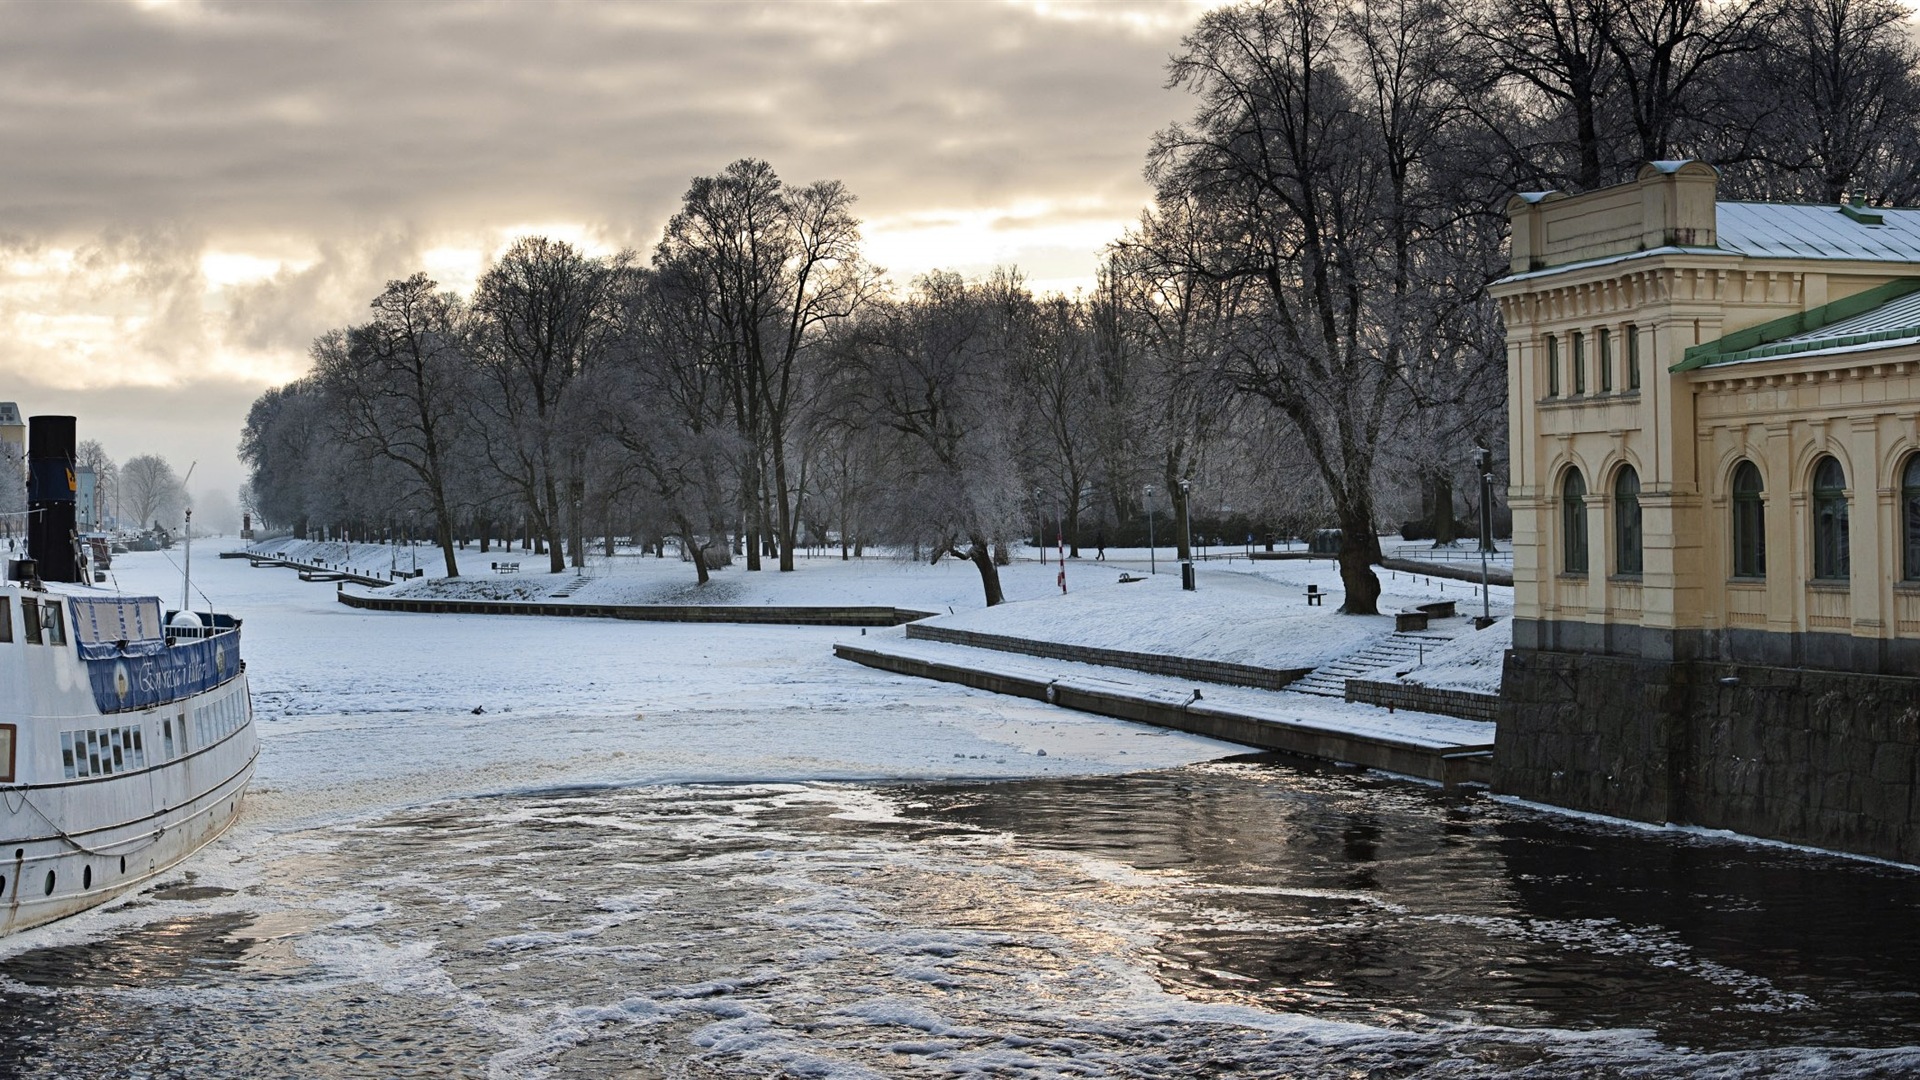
xmin=0 ymin=0 xmax=1210 ymax=491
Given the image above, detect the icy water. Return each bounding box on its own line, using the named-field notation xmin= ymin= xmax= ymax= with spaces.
xmin=5 ymin=759 xmax=1920 ymax=1078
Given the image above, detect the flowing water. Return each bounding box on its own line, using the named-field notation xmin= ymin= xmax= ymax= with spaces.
xmin=3 ymin=756 xmax=1919 ymax=1078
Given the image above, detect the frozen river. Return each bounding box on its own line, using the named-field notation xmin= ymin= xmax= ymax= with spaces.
xmin=2 ymin=549 xmax=1919 ymax=1077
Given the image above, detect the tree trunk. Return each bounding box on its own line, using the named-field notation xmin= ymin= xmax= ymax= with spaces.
xmin=436 ymin=516 xmax=459 ymax=578
xmin=773 ymin=444 xmax=797 ymax=572
xmin=967 ymin=537 xmax=1005 ymax=606
xmin=1429 ymin=471 xmax=1456 ymax=547
xmin=541 ymin=480 xmax=565 ymax=573
xmin=1335 ymin=504 xmax=1382 ymax=615
xmin=1170 ymin=484 xmax=1192 ymax=562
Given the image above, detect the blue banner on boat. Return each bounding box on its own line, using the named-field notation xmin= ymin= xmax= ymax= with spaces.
xmin=83 ymin=630 xmax=243 ymax=714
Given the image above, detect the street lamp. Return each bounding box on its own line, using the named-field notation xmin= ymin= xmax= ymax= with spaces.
xmin=1179 ymin=477 xmax=1195 ymax=591
xmin=1034 ymin=489 xmax=1049 ymax=565
xmin=1143 ymin=484 xmax=1156 ymax=575
xmin=1474 ymin=447 xmax=1494 ymax=626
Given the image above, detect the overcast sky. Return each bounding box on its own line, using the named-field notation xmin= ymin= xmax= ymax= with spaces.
xmin=0 ymin=0 xmax=1211 ymax=506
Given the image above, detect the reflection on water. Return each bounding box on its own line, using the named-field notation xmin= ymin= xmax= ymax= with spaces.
xmin=3 ymin=757 xmax=1920 ymax=1077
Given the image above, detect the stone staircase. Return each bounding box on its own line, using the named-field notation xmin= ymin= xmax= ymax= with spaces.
xmin=1288 ymin=630 xmax=1458 ymax=699
xmin=549 ymin=574 xmax=591 ymax=599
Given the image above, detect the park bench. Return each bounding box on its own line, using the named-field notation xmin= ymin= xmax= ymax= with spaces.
xmin=1394 ymin=610 xmax=1430 ymax=632
xmin=491 ymin=561 xmax=520 ymax=574
xmin=1418 ymin=599 xmax=1457 ymax=619
xmin=1305 ymin=583 xmax=1324 ymax=606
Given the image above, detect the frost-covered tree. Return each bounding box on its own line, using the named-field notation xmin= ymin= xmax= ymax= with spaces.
xmin=120 ymin=454 xmax=187 ymax=532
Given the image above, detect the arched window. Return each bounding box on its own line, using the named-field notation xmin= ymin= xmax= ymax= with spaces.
xmin=1902 ymin=456 xmax=1920 ymax=580
xmin=1731 ymin=461 xmax=1765 ymax=578
xmin=1614 ymin=466 xmax=1642 ymax=575
xmin=1562 ymin=468 xmax=1588 ymax=575
xmin=1812 ymin=456 xmax=1850 ymax=581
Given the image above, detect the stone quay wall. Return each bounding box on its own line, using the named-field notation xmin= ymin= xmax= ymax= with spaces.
xmin=1499 ymin=649 xmax=1920 ymax=864
xmin=903 ymin=624 xmax=1310 ymax=692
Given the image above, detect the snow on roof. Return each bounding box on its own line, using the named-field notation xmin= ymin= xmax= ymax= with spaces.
xmin=1778 ymin=287 xmax=1920 ymax=341
xmin=1716 ymin=202 xmax=1920 ymax=263
xmin=1497 ymin=201 xmax=1920 ymax=287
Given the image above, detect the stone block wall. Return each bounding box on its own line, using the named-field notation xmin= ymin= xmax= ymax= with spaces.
xmin=1499 ymin=648 xmax=1920 ymax=863
xmin=1344 ymin=679 xmax=1501 ymax=722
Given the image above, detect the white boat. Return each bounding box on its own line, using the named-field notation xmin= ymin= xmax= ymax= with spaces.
xmin=0 ymin=583 xmax=257 ymax=934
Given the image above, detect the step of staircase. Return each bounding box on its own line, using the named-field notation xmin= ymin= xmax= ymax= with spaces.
xmin=1287 ymin=631 xmax=1458 ymax=698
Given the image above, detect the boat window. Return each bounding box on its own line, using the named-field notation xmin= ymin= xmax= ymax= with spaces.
xmin=0 ymin=723 xmax=14 ymax=783
xmin=0 ymin=597 xmax=10 ymax=644
xmin=41 ymin=601 xmax=64 ymax=646
xmin=22 ymin=599 xmax=41 ymax=645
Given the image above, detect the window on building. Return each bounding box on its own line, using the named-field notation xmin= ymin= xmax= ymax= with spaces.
xmin=1902 ymin=456 xmax=1920 ymax=580
xmin=1546 ymin=335 xmax=1560 ymax=396
xmin=1731 ymin=461 xmax=1765 ymax=578
xmin=1599 ymin=327 xmax=1613 ymax=392
xmin=1572 ymin=331 xmax=1586 ymax=394
xmin=1563 ymin=468 xmax=1588 ymax=575
xmin=1813 ymin=456 xmax=1850 ymax=581
xmin=1626 ymin=324 xmax=1641 ymax=390
xmin=1615 ymin=465 xmax=1643 ymax=575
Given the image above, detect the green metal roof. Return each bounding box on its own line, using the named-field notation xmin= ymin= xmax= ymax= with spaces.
xmin=1672 ymin=278 xmax=1920 ymax=371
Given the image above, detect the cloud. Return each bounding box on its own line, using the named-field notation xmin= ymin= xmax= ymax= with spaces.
xmin=0 ymin=0 xmax=1211 ymax=474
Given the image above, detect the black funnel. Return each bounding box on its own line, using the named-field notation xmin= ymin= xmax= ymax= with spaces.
xmin=27 ymin=415 xmax=78 ymax=583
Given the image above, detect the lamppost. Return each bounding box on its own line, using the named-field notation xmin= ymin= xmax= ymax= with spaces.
xmin=1143 ymin=484 xmax=1156 ymax=575
xmin=1179 ymin=477 xmax=1196 ymax=591
xmin=1474 ymin=447 xmax=1494 ymax=626
xmin=1035 ymin=489 xmax=1049 ymax=565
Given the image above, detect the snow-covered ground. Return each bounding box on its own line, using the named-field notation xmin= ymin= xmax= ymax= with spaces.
xmin=923 ymin=558 xmax=1510 ymax=671
xmin=105 ymin=544 xmax=1241 ymax=833
xmin=247 ymin=535 xmax=1515 ymax=676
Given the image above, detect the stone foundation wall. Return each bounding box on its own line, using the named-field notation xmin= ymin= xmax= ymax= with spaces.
xmin=1499 ymin=648 xmax=1920 ymax=863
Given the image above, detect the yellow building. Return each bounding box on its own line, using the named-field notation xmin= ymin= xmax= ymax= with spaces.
xmin=1493 ymin=162 xmax=1920 ymax=860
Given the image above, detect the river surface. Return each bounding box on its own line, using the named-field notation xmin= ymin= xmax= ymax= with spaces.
xmin=4 ymin=551 xmax=1918 ymax=1077
xmin=4 ymin=758 xmax=1920 ymax=1078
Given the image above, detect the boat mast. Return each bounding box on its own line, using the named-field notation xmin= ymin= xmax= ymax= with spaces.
xmin=180 ymin=461 xmax=196 ymax=615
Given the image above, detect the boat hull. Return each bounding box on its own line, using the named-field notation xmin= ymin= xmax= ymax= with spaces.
xmin=1 ymin=606 xmax=259 ymax=937
xmin=1 ymin=715 xmax=256 ymax=934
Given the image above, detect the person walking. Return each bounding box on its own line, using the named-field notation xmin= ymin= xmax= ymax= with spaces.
xmin=1095 ymin=530 xmax=1106 ymax=560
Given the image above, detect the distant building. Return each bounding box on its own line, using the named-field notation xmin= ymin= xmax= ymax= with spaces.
xmin=0 ymin=402 xmax=21 ymax=462
xmin=1494 ymin=161 xmax=1920 ymax=863
xmin=76 ymin=466 xmax=96 ymax=532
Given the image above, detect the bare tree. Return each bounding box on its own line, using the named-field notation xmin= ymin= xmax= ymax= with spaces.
xmin=314 ymin=273 xmax=474 ymax=577
xmin=654 ymin=159 xmax=880 ymax=573
xmin=120 ymin=454 xmax=186 ymax=531
xmin=1715 ymin=0 xmax=1920 ymax=202
xmin=470 ymin=237 xmax=624 ymax=574
xmin=1145 ymin=0 xmax=1480 ymax=613
xmin=842 ymin=273 xmax=1028 ymax=606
